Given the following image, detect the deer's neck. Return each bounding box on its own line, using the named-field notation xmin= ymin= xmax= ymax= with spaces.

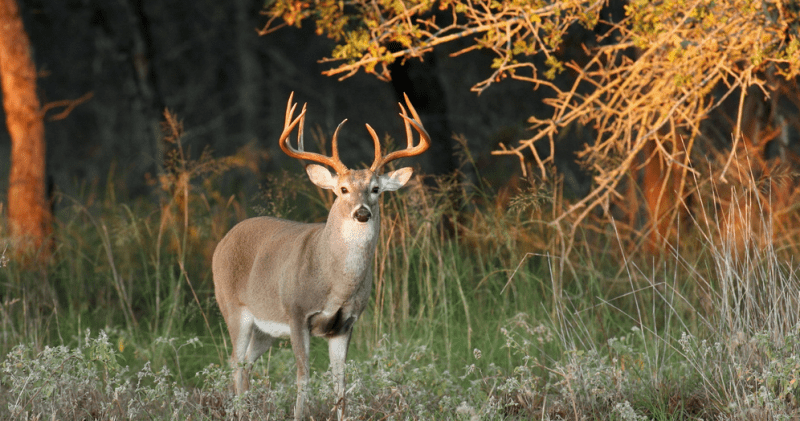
xmin=321 ymin=206 xmax=380 ymax=281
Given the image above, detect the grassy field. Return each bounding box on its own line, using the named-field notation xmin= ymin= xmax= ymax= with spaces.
xmin=1 ymin=140 xmax=799 ymax=420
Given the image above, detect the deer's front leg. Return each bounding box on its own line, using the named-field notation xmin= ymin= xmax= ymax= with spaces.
xmin=290 ymin=322 xmax=311 ymax=420
xmin=328 ymin=331 xmax=351 ymax=420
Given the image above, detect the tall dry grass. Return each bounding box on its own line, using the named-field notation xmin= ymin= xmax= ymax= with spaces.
xmin=0 ymin=118 xmax=799 ymax=418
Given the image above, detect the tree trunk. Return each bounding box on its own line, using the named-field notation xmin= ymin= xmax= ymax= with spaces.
xmin=234 ymin=0 xmax=260 ymax=144
xmin=0 ymin=0 xmax=50 ymax=256
xmin=642 ymin=131 xmax=686 ymax=253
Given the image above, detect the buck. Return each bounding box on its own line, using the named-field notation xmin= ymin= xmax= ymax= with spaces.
xmin=212 ymin=93 xmax=430 ymax=419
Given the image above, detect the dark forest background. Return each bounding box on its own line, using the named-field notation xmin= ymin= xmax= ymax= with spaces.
xmin=1 ymin=0 xmax=582 ymax=203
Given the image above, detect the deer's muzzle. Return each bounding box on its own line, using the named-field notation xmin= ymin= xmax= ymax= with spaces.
xmin=353 ymin=206 xmax=371 ymax=223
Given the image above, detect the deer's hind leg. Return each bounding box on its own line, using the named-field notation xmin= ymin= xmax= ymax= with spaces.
xmin=232 ymin=309 xmax=277 ymax=393
xmin=231 ymin=310 xmax=255 ymax=394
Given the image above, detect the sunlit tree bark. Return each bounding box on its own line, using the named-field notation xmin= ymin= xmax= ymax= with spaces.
xmin=0 ymin=0 xmax=50 ymax=255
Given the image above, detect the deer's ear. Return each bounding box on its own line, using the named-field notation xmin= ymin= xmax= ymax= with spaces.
xmin=379 ymin=167 xmax=413 ymax=192
xmin=306 ymin=164 xmax=338 ymax=190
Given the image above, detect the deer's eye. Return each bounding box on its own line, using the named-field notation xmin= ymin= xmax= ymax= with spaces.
xmin=341 ymin=187 xmax=349 ymax=194
xmin=372 ymin=186 xmax=380 ymax=194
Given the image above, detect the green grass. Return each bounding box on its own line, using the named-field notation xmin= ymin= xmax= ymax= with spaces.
xmin=1 ymin=137 xmax=800 ymax=419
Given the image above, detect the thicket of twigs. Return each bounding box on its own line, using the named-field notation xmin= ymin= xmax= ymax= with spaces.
xmin=263 ymin=0 xmax=800 ymax=253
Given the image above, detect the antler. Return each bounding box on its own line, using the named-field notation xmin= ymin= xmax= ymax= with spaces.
xmin=279 ymin=92 xmax=349 ymax=174
xmin=368 ymin=93 xmax=431 ymax=172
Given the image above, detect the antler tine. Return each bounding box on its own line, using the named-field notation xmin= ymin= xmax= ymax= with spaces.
xmin=365 ymin=124 xmax=382 ymax=171
xmin=284 ymin=92 xmax=296 ymax=128
xmin=369 ymin=93 xmax=431 ymax=172
xmin=297 ymin=103 xmax=305 ymax=152
xmin=331 ymin=119 xmax=347 ymax=169
xmin=278 ymin=93 xmax=348 ymax=174
xmin=401 ymin=92 xmax=423 ymax=146
xmin=400 ymin=102 xmax=414 ymax=149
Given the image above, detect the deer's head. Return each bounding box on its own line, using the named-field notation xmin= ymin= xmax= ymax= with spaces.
xmin=278 ymin=93 xmax=430 ymax=225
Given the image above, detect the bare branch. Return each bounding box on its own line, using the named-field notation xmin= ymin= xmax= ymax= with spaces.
xmin=42 ymin=92 xmax=94 ymax=121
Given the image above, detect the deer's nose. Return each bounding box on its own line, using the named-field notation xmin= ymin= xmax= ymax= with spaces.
xmin=354 ymin=206 xmax=371 ymax=223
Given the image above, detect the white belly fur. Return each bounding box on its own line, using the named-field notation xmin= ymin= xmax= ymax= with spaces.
xmin=242 ymin=308 xmax=291 ymax=338
xmin=254 ymin=318 xmax=291 ymax=337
